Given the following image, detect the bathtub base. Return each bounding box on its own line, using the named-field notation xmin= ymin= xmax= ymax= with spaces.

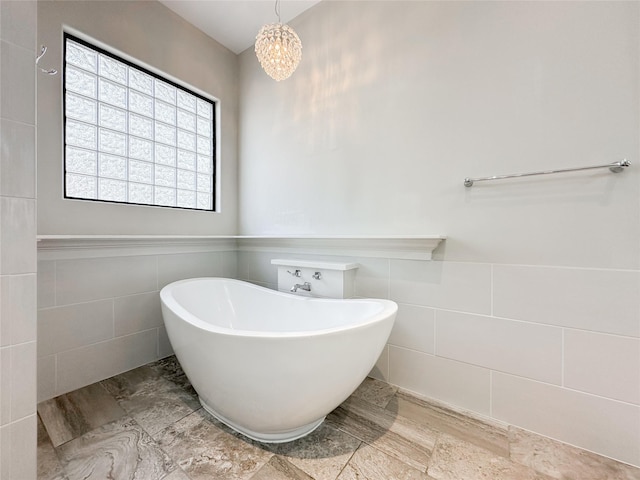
xmin=200 ymin=398 xmax=325 ymax=444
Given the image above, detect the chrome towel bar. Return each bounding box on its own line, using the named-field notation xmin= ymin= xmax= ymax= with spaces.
xmin=464 ymin=160 xmax=630 ymax=187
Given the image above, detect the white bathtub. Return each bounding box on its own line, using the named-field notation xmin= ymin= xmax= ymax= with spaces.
xmin=160 ymin=277 xmax=397 ymax=443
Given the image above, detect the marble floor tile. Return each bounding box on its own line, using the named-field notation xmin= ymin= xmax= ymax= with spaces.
xmin=101 ymin=360 xmax=196 ymax=401
xmin=155 ymin=408 xmax=272 ymax=480
xmin=340 ymin=395 xmax=439 ymax=450
xmin=102 ymin=361 xmax=200 ymax=437
xmin=116 ymin=384 xmax=200 ymax=437
xmin=428 ymin=433 xmax=553 ymax=480
xmin=327 ymin=400 xmax=434 ymax=472
xmin=349 ymin=377 xmax=399 ymax=409
xmin=100 ymin=365 xmax=166 ymax=400
xmin=509 ymin=426 xmax=640 ymax=480
xmin=251 ymin=456 xmax=314 ymax=480
xmin=36 ymin=361 xmax=640 ymax=480
xmin=148 ymin=356 xmax=192 ymax=387
xmin=147 ymin=356 xmax=197 ymax=399
xmin=161 ymin=468 xmax=193 ymax=480
xmin=386 ymin=390 xmax=509 ymax=458
xmin=37 ymin=415 xmax=67 ymax=480
xmin=337 ymin=443 xmax=433 ymax=480
xmin=57 ymin=416 xmax=176 ymax=480
xmin=263 ymin=422 xmax=361 ymax=480
xmin=38 ymin=382 xmax=126 ymax=447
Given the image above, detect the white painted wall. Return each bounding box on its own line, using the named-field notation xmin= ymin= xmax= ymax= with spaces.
xmin=238 ymin=1 xmax=640 ymax=467
xmin=0 ymin=1 xmax=38 ymax=478
xmin=239 ymin=1 xmax=638 ymax=270
xmin=37 ymin=0 xmax=239 ymax=235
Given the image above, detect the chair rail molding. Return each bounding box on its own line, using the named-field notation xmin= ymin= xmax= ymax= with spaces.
xmin=37 ymin=235 xmax=446 ymax=261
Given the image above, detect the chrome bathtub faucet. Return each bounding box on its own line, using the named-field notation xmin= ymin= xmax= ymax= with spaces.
xmin=291 ymin=282 xmax=311 ymax=293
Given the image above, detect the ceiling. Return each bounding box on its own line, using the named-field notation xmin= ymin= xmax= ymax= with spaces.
xmin=159 ymin=0 xmax=321 ymax=54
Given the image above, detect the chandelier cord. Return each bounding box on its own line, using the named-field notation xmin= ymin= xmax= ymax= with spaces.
xmin=275 ymin=0 xmax=281 ymax=23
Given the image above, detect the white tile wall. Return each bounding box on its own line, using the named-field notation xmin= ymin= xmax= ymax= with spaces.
xmin=10 ymin=342 xmax=36 ymax=421
xmin=0 ymin=119 xmax=35 ymax=198
xmin=56 ymin=329 xmax=158 ymax=395
xmin=389 ymin=260 xmax=492 ymax=314
xmin=114 ymin=292 xmax=163 ymax=336
xmin=241 ymin=251 xmax=280 ymax=286
xmin=157 ymin=251 xmax=224 ymax=288
xmin=353 ymin=257 xmax=390 ymax=299
xmin=35 ymin=245 xmax=640 ymax=467
xmin=158 ymin=326 xmax=174 ymax=358
xmin=55 ymin=255 xmax=157 ymax=304
xmin=37 ymin=249 xmax=235 ymax=400
xmin=0 ymin=0 xmax=36 ymax=51
xmin=0 ymin=274 xmax=36 ymax=346
xmin=36 ymin=260 xmax=55 ymax=308
xmin=369 ymin=344 xmax=389 ymax=382
xmin=36 ymin=356 xmax=56 ymax=403
xmin=0 ymin=414 xmax=37 ymax=480
xmin=0 ymin=197 xmax=36 ymax=274
xmin=389 ymin=346 xmax=492 ymax=415
xmin=493 ymin=265 xmax=640 ymax=337
xmin=564 ymin=329 xmax=640 ymax=405
xmin=235 ymin=252 xmax=640 ymax=467
xmin=0 ymin=348 xmax=10 ymax=425
xmin=38 ymin=300 xmax=113 ymax=357
xmin=388 ymin=303 xmax=435 ymax=354
xmin=31 ymin=240 xmax=640 ymax=468
xmin=0 ymin=1 xmax=37 ymax=476
xmin=0 ymin=40 xmax=35 ymax=125
xmin=492 ymin=372 xmax=640 ymax=466
xmin=435 ymin=310 xmax=563 ymax=384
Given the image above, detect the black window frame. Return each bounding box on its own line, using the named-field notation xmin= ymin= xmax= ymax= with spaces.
xmin=63 ymin=32 xmax=217 ymax=212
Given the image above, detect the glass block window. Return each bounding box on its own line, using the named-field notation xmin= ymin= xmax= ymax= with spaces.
xmin=63 ymin=33 xmax=216 ymax=211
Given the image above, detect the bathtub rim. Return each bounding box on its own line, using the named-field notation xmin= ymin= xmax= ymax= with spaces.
xmin=160 ymin=277 xmax=397 ymax=339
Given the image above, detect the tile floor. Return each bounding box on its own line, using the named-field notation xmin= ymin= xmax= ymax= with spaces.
xmin=37 ymin=357 xmax=640 ymax=480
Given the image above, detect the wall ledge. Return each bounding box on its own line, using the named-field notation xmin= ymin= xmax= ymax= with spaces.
xmin=37 ymin=235 xmax=238 ymax=260
xmin=37 ymin=235 xmax=446 ymax=260
xmin=236 ymin=235 xmax=446 ymax=260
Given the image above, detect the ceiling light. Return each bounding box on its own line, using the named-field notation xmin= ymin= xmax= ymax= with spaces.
xmin=255 ymin=0 xmax=302 ymax=81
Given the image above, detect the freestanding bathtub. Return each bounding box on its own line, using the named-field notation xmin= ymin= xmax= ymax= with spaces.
xmin=160 ymin=277 xmax=397 ymax=443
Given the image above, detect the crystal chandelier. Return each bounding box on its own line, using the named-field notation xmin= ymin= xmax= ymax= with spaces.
xmin=255 ymin=0 xmax=302 ymax=81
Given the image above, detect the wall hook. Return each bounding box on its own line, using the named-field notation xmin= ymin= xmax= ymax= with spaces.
xmin=36 ymin=45 xmax=57 ymax=75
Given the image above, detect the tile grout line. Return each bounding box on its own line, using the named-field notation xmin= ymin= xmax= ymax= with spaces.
xmin=156 ymin=327 xmax=160 ymax=359
xmin=490 ymin=263 xmax=494 ymax=316
xmin=333 ymin=441 xmax=362 ymax=479
xmin=38 ymin=289 xmax=162 ymax=314
xmin=53 ymin=354 xmax=58 ymax=399
xmin=489 ymin=370 xmax=493 ymax=418
xmin=561 ymin=328 xmax=565 ymax=387
xmin=426 ymin=432 xmax=444 ymax=477
xmin=387 ymin=258 xmax=392 ymax=381
xmin=53 ymin=259 xmax=58 ymax=307
xmin=433 ymin=310 xmax=438 ymax=357
xmin=387 ymin=257 xmax=391 ymax=300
